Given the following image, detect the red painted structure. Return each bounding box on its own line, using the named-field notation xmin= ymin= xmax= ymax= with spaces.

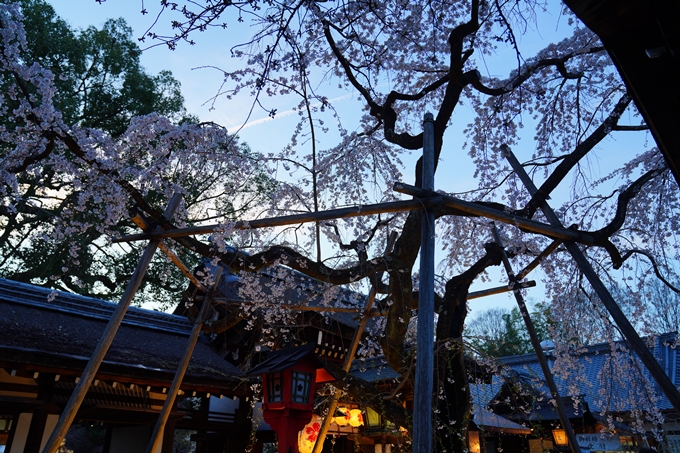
xmin=249 ymin=344 xmax=335 ymax=453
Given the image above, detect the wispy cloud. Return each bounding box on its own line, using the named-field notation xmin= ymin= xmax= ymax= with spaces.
xmin=227 ymin=93 xmax=353 ymax=131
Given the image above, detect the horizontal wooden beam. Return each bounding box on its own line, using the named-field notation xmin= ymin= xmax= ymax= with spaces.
xmin=467 ymin=279 xmax=536 ymax=300
xmin=213 ymin=298 xmax=362 ymax=313
xmin=113 ymin=198 xmax=442 ymax=243
xmin=116 ymin=184 xmax=597 ymax=247
xmin=369 ymin=281 xmax=536 ymax=316
xmin=394 ymin=183 xmax=597 ymax=245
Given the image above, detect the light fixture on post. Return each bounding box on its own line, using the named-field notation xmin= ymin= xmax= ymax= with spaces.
xmin=247 ymin=344 xmax=335 ymax=453
xmin=552 ymin=428 xmax=569 ymax=446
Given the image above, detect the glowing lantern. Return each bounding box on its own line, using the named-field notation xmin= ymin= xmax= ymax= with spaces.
xmin=469 ymin=430 xmax=481 ymax=453
xmin=298 ymin=414 xmax=323 ymax=453
xmin=348 ymin=408 xmax=364 ymax=427
xmin=333 ymin=408 xmax=351 ymax=426
xmin=553 ymin=429 xmax=568 ymax=446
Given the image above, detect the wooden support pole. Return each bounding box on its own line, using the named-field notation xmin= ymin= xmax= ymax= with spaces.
xmin=113 ymin=198 xmax=442 ymax=243
xmin=467 ymin=280 xmax=536 ymax=300
xmin=492 ymin=224 xmax=582 ymax=453
xmin=502 ymin=144 xmax=680 ymax=414
xmin=130 ymin=210 xmax=206 ymax=291
xmin=311 ymin=232 xmax=398 ymax=453
xmin=413 ymin=112 xmax=435 ymax=453
xmin=214 ymin=299 xmax=368 ymax=314
xmin=145 ymin=268 xmax=223 ymax=453
xmin=515 ymin=239 xmax=562 ymax=281
xmin=115 ymin=186 xmax=591 ymax=248
xmin=394 ymin=182 xmax=598 ymax=245
xmin=369 ymin=282 xmax=537 ymax=317
xmin=41 ymin=193 xmax=183 ymax=453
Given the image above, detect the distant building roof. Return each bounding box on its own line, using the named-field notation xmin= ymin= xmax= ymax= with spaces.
xmin=496 ymin=332 xmax=680 ymax=414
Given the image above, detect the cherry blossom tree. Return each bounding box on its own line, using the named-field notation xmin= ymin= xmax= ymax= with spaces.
xmin=2 ymin=1 xmax=679 ymax=451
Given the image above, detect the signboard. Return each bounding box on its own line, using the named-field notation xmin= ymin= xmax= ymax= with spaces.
xmin=576 ymin=434 xmax=621 ymax=452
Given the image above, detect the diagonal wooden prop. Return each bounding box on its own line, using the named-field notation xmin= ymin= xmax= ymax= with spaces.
xmin=492 ymin=223 xmax=581 ymax=453
xmin=42 ymin=193 xmax=183 ymax=453
xmin=502 ymin=144 xmax=680 ymax=413
xmin=145 ymin=267 xmax=223 ymax=453
xmin=311 ymin=231 xmax=398 ymax=453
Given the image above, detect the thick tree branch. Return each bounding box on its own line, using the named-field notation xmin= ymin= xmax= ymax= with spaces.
xmin=469 ymin=46 xmax=605 ymax=96
xmin=620 ymin=248 xmax=680 ymax=294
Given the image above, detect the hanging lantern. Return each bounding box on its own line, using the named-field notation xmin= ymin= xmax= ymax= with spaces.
xmin=333 ymin=407 xmax=351 ymax=426
xmin=348 ymin=408 xmax=364 ymax=427
xmin=298 ymin=415 xmax=323 ymax=453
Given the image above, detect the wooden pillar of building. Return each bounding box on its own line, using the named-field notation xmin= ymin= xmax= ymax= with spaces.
xmin=160 ymin=417 xmax=176 ymax=453
xmin=230 ymin=397 xmax=252 ymax=453
xmin=25 ymin=378 xmax=60 ymax=453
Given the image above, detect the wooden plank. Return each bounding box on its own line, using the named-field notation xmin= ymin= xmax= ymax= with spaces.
xmin=112 ymin=198 xmax=442 ymax=243
xmin=41 ymin=193 xmax=183 ymax=453
xmin=394 ymin=182 xmax=598 ymax=245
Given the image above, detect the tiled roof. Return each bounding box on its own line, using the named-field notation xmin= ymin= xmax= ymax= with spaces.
xmin=0 ymin=278 xmax=192 ymax=334
xmin=496 ymin=333 xmax=679 ymax=414
xmin=0 ymin=278 xmax=244 ymax=387
xmin=207 ymin=260 xmax=372 ymax=330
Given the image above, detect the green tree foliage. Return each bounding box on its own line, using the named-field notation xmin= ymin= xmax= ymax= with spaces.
xmin=0 ymin=0 xmax=275 ymax=307
xmin=466 ymin=303 xmax=554 ymax=357
xmin=16 ymin=0 xmax=190 ymax=134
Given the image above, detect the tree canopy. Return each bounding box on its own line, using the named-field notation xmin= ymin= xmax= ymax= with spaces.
xmin=1 ymin=0 xmax=679 ymax=451
xmin=0 ymin=0 xmax=274 ymax=306
xmin=466 ymin=303 xmax=553 ymax=357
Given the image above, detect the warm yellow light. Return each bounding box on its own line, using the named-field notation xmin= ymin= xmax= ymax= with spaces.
xmin=552 ymin=429 xmax=568 ymax=446
xmin=299 ymin=414 xmax=322 ymax=453
xmin=469 ymin=430 xmax=481 ymax=453
xmin=333 ymin=407 xmax=351 ymax=426
xmin=348 ymin=409 xmax=364 ymax=427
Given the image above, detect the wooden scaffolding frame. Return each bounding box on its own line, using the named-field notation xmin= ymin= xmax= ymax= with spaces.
xmin=39 ymin=116 xmax=680 ymax=453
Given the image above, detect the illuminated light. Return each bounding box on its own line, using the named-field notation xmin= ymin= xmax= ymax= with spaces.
xmin=469 ymin=430 xmax=481 ymax=453
xmin=348 ymin=409 xmax=364 ymax=427
xmin=298 ymin=414 xmax=323 ymax=453
xmin=333 ymin=408 xmax=351 ymax=426
xmin=366 ymin=407 xmax=381 ymax=428
xmin=552 ymin=429 xmax=568 ymax=446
